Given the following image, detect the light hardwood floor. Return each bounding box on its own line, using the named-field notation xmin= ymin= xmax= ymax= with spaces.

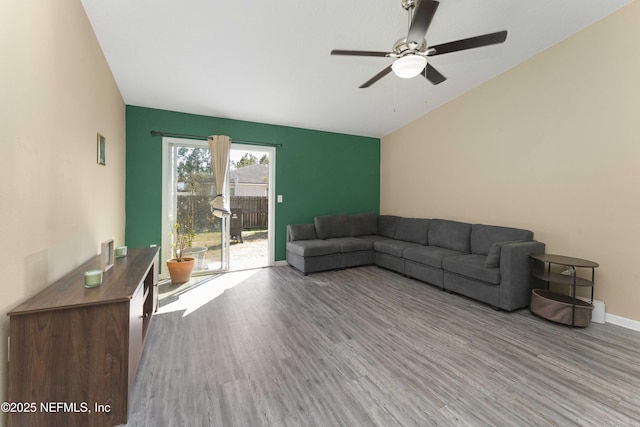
xmin=125 ymin=265 xmax=640 ymax=426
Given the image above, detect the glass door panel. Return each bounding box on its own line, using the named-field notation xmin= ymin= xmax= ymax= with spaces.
xmin=162 ymin=138 xmax=228 ymax=274
xmin=228 ymin=144 xmax=273 ymax=270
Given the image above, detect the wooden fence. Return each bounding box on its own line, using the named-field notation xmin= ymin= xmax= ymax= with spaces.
xmin=176 ymin=195 xmax=268 ymax=232
xmin=231 ymin=196 xmax=268 ymax=228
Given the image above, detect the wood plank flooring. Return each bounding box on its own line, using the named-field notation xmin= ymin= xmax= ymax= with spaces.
xmin=124 ymin=266 xmax=640 ymax=426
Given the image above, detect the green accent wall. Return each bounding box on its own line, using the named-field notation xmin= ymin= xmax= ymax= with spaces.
xmin=125 ymin=105 xmax=380 ymax=261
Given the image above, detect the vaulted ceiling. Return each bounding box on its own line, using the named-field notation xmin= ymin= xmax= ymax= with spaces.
xmin=81 ymin=0 xmax=630 ymax=138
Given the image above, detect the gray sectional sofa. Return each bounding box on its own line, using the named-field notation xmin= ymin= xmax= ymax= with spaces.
xmin=286 ymin=213 xmax=545 ymax=311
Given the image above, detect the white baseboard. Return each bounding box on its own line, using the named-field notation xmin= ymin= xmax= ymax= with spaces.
xmin=274 ymin=260 xmax=288 ymax=267
xmin=606 ymin=313 xmax=640 ymax=332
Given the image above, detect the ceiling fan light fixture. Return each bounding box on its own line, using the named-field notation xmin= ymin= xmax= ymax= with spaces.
xmin=391 ymin=55 xmax=427 ymax=78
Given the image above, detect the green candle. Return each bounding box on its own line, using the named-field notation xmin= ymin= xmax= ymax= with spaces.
xmin=115 ymin=246 xmax=127 ymax=257
xmin=84 ymin=270 xmax=103 ymax=288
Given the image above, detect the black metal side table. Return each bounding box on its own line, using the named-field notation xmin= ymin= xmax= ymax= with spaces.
xmin=529 ymin=253 xmax=599 ymax=327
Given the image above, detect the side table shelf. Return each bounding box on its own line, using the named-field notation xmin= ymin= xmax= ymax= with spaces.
xmin=529 ymin=253 xmax=599 ymax=327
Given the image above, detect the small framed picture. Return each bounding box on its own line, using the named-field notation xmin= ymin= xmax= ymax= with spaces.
xmin=101 ymin=238 xmax=115 ymax=271
xmin=97 ymin=133 xmax=106 ymax=165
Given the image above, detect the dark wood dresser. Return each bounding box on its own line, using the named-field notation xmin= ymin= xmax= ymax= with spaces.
xmin=7 ymin=247 xmax=159 ymax=427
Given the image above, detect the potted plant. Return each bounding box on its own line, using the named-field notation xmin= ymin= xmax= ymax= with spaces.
xmin=166 ymin=222 xmax=196 ymax=284
xmin=166 ymin=187 xmax=197 ymax=284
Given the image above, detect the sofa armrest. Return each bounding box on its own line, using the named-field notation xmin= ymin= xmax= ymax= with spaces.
xmin=287 ymin=223 xmax=317 ymax=242
xmin=498 ymin=241 xmax=546 ymax=310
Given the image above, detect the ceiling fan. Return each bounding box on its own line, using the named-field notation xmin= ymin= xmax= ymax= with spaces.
xmin=331 ymin=0 xmax=507 ymax=88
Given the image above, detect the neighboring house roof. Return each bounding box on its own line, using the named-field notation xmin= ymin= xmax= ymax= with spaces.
xmin=229 ymin=164 xmax=268 ymax=184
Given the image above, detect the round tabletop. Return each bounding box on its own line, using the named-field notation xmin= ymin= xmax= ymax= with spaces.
xmin=529 ymin=253 xmax=599 ymax=268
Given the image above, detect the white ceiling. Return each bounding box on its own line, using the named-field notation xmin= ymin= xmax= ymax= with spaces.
xmin=81 ymin=0 xmax=630 ymax=138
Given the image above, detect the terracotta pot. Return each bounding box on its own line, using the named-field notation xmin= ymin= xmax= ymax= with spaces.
xmin=166 ymin=257 xmax=195 ymax=284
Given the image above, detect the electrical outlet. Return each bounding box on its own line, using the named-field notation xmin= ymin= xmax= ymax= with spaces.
xmin=277 ymin=195 xmax=283 ymax=203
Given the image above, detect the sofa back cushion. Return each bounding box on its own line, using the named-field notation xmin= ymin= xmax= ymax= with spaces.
xmin=428 ymin=219 xmax=472 ymax=253
xmin=394 ymin=218 xmax=429 ymax=245
xmin=349 ymin=213 xmax=378 ymax=237
xmin=314 ymin=214 xmax=349 ymax=239
xmin=378 ymin=215 xmax=402 ymax=239
xmin=471 ymin=224 xmax=533 ymax=255
xmin=288 ymin=223 xmax=317 ymax=241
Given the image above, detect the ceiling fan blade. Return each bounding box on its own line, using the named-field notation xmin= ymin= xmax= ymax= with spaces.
xmin=407 ymin=0 xmax=440 ymax=45
xmin=331 ymin=49 xmax=390 ymax=57
xmin=427 ymin=30 xmax=507 ymax=56
xmin=359 ymin=65 xmax=393 ymax=88
xmin=423 ymin=63 xmax=446 ymax=85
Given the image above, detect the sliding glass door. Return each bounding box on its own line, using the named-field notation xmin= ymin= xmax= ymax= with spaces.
xmin=162 ymin=138 xmax=228 ymax=276
xmin=161 ymin=137 xmax=276 ymax=278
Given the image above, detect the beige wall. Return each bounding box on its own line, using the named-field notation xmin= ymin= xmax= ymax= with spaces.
xmin=0 ymin=0 xmax=125 ymax=418
xmin=381 ymin=2 xmax=640 ymax=322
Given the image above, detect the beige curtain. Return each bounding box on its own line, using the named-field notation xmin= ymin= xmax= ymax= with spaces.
xmin=208 ymin=135 xmax=231 ymax=218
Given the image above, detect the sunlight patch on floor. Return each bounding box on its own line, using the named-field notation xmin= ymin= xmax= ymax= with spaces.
xmin=157 ymin=268 xmax=262 ymax=317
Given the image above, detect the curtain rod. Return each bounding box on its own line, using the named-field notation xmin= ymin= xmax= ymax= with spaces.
xmin=150 ymin=130 xmax=282 ymax=148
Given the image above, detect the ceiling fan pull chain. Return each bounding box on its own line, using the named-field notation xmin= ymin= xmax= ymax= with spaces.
xmin=393 ymin=77 xmax=397 ymax=113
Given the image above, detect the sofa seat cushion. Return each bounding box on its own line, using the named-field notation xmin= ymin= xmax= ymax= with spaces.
xmin=326 ymin=237 xmax=373 ymax=253
xmin=442 ymin=254 xmax=501 ymax=285
xmin=374 ymin=239 xmax=421 ymax=257
xmin=357 ymin=235 xmax=390 ymax=243
xmin=403 ymin=246 xmax=465 ymax=269
xmin=287 ymin=240 xmax=340 ymax=257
